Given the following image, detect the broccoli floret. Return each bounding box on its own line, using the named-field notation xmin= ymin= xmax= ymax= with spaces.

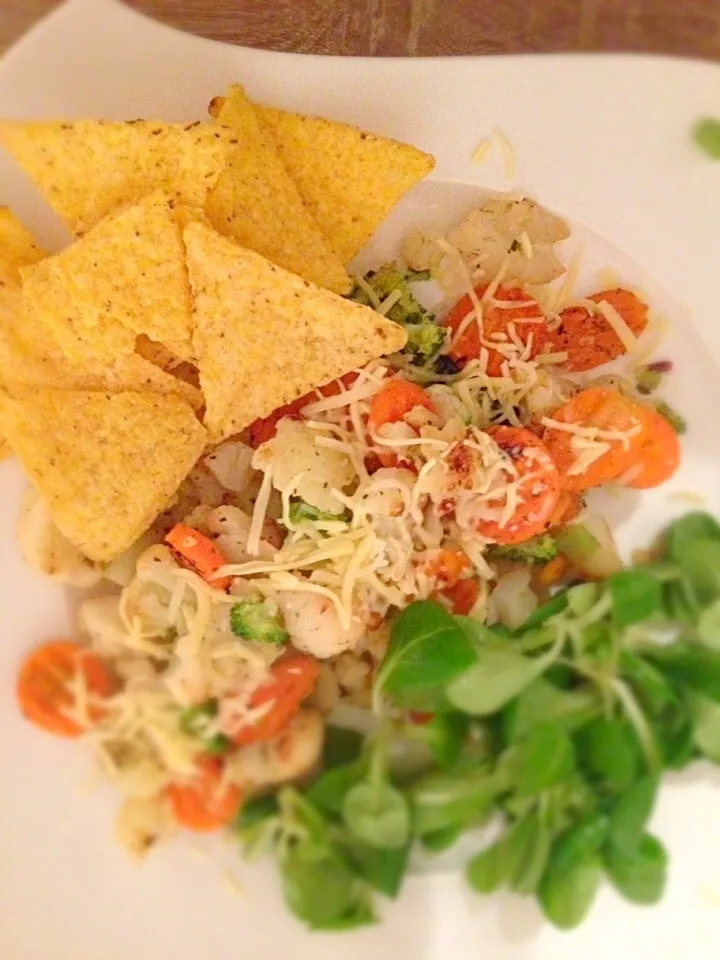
xmin=180 ymin=698 xmax=218 ymax=736
xmin=403 ymin=319 xmax=448 ymax=365
xmin=488 ymin=534 xmax=558 ymax=564
xmin=288 ymin=500 xmax=349 ymax=524
xmin=348 ymin=262 xmax=444 ymax=365
xmin=179 ymin=699 xmax=232 ymax=754
xmin=230 ymin=599 xmax=288 ymax=644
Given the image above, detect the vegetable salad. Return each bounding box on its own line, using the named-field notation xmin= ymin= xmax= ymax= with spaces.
xmin=16 ymin=196 xmax=697 ymax=929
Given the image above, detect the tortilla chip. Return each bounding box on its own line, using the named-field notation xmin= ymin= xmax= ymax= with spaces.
xmin=23 ymin=193 xmax=195 ymax=361
xmin=257 ymin=107 xmax=434 ymax=263
xmin=0 ymin=387 xmax=207 ymax=561
xmin=0 ymin=119 xmax=238 ymax=236
xmin=0 ymin=265 xmax=201 ymax=409
xmin=184 ymin=222 xmax=407 ymax=442
xmin=205 ymin=86 xmax=349 ymax=294
xmin=0 ymin=207 xmax=45 ymax=273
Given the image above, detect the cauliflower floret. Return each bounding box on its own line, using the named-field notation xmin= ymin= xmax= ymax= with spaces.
xmin=78 ymin=595 xmax=128 ymax=657
xmin=356 ymin=467 xmax=416 ymax=518
xmin=277 ymin=591 xmax=365 ymax=658
xmin=253 ymin=419 xmax=355 ymax=514
xmin=205 ymin=505 xmax=278 ymax=562
xmin=18 ymin=487 xmax=101 ymax=586
xmin=404 ymin=196 xmax=570 ymax=295
xmin=203 ymin=440 xmax=255 ymax=495
xmin=115 ymin=794 xmax=175 ymax=861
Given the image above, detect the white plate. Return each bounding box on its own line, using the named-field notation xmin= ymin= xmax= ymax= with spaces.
xmin=2 ymin=2 xmax=720 ymax=958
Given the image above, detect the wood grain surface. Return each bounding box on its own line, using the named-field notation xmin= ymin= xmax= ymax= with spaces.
xmin=2 ymin=0 xmax=720 ymax=58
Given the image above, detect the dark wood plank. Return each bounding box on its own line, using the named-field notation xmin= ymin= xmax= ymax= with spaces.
xmin=3 ymin=0 xmax=720 ymax=58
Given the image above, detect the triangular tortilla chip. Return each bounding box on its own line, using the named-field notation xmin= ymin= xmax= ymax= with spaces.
xmin=22 ymin=193 xmax=195 ymax=362
xmin=0 ymin=211 xmax=45 ymax=460
xmin=257 ymin=107 xmax=434 ymax=263
xmin=0 ymin=387 xmax=207 ymax=561
xmin=184 ymin=222 xmax=407 ymax=442
xmin=0 ymin=265 xmax=201 ymax=410
xmin=0 ymin=119 xmax=238 ymax=236
xmin=205 ymin=86 xmax=349 ymax=294
xmin=0 ymin=207 xmax=45 ymax=273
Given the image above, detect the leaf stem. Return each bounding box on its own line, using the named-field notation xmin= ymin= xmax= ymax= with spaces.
xmin=610 ymin=677 xmax=662 ymax=774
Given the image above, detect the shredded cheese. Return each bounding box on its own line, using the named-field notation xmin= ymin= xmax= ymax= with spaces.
xmin=471 ymin=139 xmax=492 ymax=164
xmin=246 ymin=467 xmax=274 ymax=558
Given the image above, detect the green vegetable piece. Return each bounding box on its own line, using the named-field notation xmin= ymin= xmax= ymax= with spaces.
xmin=375 ymin=600 xmax=478 ymax=709
xmin=339 ymin=835 xmax=411 ymax=898
xmin=514 ymin=591 xmax=568 ymax=633
xmin=410 ymin=768 xmax=506 ymax=836
xmin=205 ymin=732 xmax=232 ymax=755
xmin=507 ymin=813 xmax=552 ymax=895
xmin=361 ymin=262 xmax=432 ymax=314
xmin=566 ymin=582 xmax=601 ymax=618
xmin=646 ymin=642 xmax=720 ymax=702
xmin=343 ymin=781 xmax=411 ymax=850
xmin=549 ymin=813 xmax=610 ymax=877
xmin=229 ymin=598 xmax=288 ymax=644
xmin=446 ymin=639 xmax=562 ymax=717
xmin=281 ymin=840 xmax=375 ymax=931
xmin=288 ymin=500 xmax=348 ymax=524
xmin=323 ymin=725 xmax=365 ymax=769
xmin=467 ymin=836 xmax=510 ymax=894
xmin=608 ymin=775 xmax=659 ymax=855
xmin=504 ymin=678 xmax=600 ymax=742
xmin=635 ymin=367 xmax=663 ymax=395
xmin=512 ymin=724 xmax=576 ymax=797
xmin=179 ymin=698 xmax=217 ymax=736
xmin=675 ymin=539 xmax=720 ymax=607
xmin=554 ymin=523 xmax=601 ymax=564
xmin=539 ymin=855 xmax=603 ymax=930
xmin=403 ymin=318 xmax=447 ymax=365
xmin=407 ymin=712 xmax=470 ymax=768
xmin=609 ymin=570 xmax=663 ymax=627
xmin=307 ymin=763 xmax=364 ymax=816
xmin=348 ymin=262 xmax=442 ymax=364
xmin=698 ymin=598 xmax=720 ymax=649
xmin=693 ymin=117 xmax=720 ymax=159
xmin=622 ymin=654 xmax=695 ymax=770
xmin=579 ymin=718 xmax=640 ymax=793
xmin=420 ymin=825 xmax=462 ymax=854
xmin=234 ymin=794 xmax=279 ymax=832
xmin=488 ymin=534 xmax=558 ymax=564
xmin=654 ymin=400 xmax=687 ymax=435
xmin=692 ymin=695 xmax=720 ymax=763
xmin=605 ymin=833 xmax=668 ymax=905
xmin=666 ymin=512 xmax=720 ymax=558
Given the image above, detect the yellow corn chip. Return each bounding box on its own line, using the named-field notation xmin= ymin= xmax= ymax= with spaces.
xmin=205 ymin=86 xmax=350 ymax=294
xmin=0 ymin=206 xmax=45 ymax=273
xmin=23 ymin=193 xmax=195 ymax=361
xmin=0 ymin=265 xmax=201 ymax=409
xmin=257 ymin=107 xmax=434 ymax=263
xmin=0 ymin=387 xmax=207 ymax=561
xmin=184 ymin=222 xmax=407 ymax=442
xmin=0 ymin=119 xmax=238 ymax=236
xmin=0 ymin=209 xmax=45 ymax=459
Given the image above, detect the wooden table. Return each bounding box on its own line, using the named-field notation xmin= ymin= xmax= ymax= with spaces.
xmin=3 ymin=0 xmax=720 ymax=59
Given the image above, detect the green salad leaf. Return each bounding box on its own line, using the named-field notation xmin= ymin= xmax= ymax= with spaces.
xmin=230 ymin=511 xmax=720 ymax=934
